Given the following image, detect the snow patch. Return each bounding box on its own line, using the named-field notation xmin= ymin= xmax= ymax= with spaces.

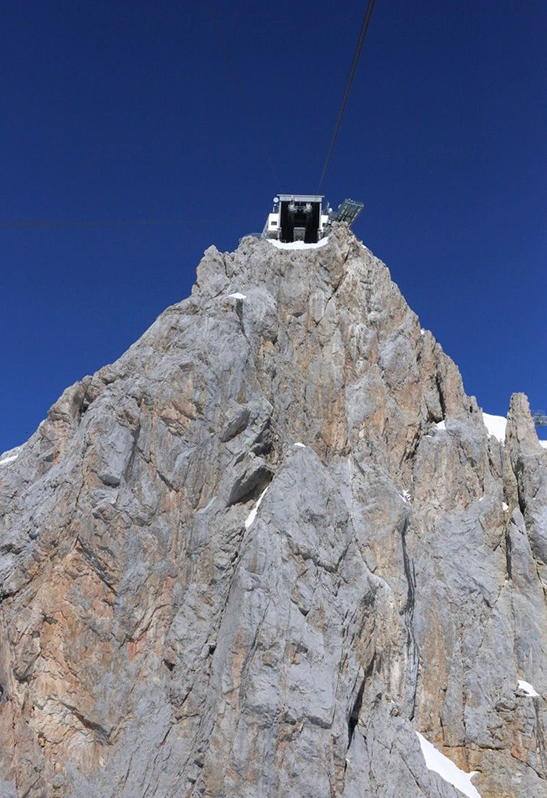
xmin=294 ymin=442 xmax=306 ymax=448
xmin=482 ymin=413 xmax=546 ymax=449
xmin=0 ymin=446 xmax=22 ymax=467
xmin=420 ymin=328 xmax=426 ymax=336
xmin=268 ymin=237 xmax=329 ymax=250
xmin=416 ymin=732 xmax=482 ymax=798
xmin=244 ymin=486 xmax=269 ymax=530
xmin=401 ymin=489 xmax=411 ymax=503
xmin=228 ymin=292 xmax=246 ymax=300
xmin=502 ymin=502 xmax=509 ymax=511
xmin=517 ymin=680 xmax=539 ymax=698
xmin=436 ymin=420 xmax=446 ymax=431
xmin=482 ymin=412 xmax=507 ymax=443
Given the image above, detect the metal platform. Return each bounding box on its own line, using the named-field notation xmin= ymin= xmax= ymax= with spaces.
xmin=328 ymin=198 xmax=364 ymax=226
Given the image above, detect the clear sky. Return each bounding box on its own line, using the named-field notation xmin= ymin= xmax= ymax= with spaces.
xmin=1 ymin=0 xmax=546 ymax=452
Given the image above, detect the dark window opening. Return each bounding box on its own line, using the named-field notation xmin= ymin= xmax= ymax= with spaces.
xmin=280 ymin=200 xmax=321 ymax=243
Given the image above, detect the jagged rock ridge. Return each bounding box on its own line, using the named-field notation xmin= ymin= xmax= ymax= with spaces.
xmin=1 ymin=225 xmax=546 ymax=798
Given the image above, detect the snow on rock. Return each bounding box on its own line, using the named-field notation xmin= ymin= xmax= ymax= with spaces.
xmin=482 ymin=412 xmax=507 ymax=443
xmin=267 ymin=237 xmax=329 ymax=250
xmin=502 ymin=502 xmax=509 ymax=511
xmin=540 ymin=440 xmax=547 ymax=450
xmin=294 ymin=442 xmax=306 ymax=448
xmin=0 ymin=454 xmax=18 ymax=466
xmin=244 ymin=486 xmax=269 ymax=530
xmin=517 ymin=680 xmax=540 ymax=698
xmin=0 ymin=446 xmax=22 ymax=467
xmin=436 ymin=420 xmax=446 ymax=431
xmin=228 ymin=293 xmax=247 ymax=300
xmin=416 ymin=732 xmax=482 ymax=798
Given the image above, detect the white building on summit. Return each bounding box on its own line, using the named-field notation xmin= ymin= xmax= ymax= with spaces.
xmin=263 ymin=194 xmax=363 ymax=244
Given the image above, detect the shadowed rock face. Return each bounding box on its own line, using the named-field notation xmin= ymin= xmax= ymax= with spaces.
xmin=0 ymin=226 xmax=546 ymax=798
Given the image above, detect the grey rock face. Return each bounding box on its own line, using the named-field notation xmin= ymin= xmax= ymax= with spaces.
xmin=1 ymin=225 xmax=546 ymax=797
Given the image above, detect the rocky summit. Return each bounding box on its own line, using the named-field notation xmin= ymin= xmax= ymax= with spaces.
xmin=1 ymin=225 xmax=546 ymax=798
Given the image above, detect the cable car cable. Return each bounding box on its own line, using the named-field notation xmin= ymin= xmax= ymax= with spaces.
xmin=0 ymin=217 xmax=248 ymax=229
xmin=204 ymin=1 xmax=280 ymax=186
xmin=317 ymin=0 xmax=376 ymax=193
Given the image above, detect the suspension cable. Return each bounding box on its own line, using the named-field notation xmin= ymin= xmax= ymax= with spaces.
xmin=317 ymin=0 xmax=377 ymax=193
xmin=204 ymin=1 xmax=280 ymax=186
xmin=0 ymin=217 xmax=247 ymax=229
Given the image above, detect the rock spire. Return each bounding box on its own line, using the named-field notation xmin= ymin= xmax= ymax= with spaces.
xmin=1 ymin=226 xmax=546 ymax=797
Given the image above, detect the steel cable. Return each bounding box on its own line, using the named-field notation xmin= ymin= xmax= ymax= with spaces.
xmin=317 ymin=0 xmax=376 ymax=192
xmin=204 ymin=0 xmax=280 ymax=186
xmin=0 ymin=217 xmax=247 ymax=229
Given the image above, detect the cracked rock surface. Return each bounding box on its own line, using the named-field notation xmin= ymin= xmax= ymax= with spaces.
xmin=1 ymin=225 xmax=546 ymax=797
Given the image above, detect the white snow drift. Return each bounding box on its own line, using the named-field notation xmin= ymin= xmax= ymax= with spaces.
xmin=482 ymin=411 xmax=547 ymax=449
xmin=244 ymin=486 xmax=269 ymax=530
xmin=416 ymin=732 xmax=482 ymax=798
xmin=517 ymin=680 xmax=539 ymax=698
xmin=482 ymin=413 xmax=507 ymax=442
xmin=267 ymin=237 xmax=329 ymax=250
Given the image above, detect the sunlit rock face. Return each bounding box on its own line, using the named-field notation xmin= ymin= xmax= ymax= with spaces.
xmin=1 ymin=225 xmax=546 ymax=798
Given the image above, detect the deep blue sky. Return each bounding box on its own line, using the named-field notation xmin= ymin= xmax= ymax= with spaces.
xmin=1 ymin=0 xmax=546 ymax=452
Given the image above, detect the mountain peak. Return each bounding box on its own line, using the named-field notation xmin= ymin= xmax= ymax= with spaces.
xmin=1 ymin=229 xmax=546 ymax=797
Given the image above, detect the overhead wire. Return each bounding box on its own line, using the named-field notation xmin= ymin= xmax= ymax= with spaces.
xmin=204 ymin=0 xmax=280 ymax=186
xmin=317 ymin=0 xmax=377 ymax=193
xmin=0 ymin=218 xmax=247 ymax=229
xmin=1 ymin=6 xmax=280 ymax=231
